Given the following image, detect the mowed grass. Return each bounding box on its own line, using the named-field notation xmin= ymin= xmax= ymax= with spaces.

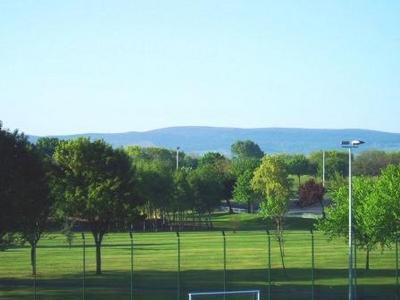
xmin=0 ymin=218 xmax=398 ymax=300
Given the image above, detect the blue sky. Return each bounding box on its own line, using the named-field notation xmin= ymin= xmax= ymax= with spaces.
xmin=1 ymin=1 xmax=399 ymax=135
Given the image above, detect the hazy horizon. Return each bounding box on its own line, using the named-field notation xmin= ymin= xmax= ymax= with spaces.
xmin=21 ymin=125 xmax=400 ymax=138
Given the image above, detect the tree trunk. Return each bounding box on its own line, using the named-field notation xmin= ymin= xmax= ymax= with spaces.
xmin=276 ymin=218 xmax=287 ymax=276
xmin=365 ymin=248 xmax=370 ymax=271
xmin=298 ymin=175 xmax=301 ymax=188
xmin=208 ymin=212 xmax=213 ymax=229
xmin=96 ymin=242 xmax=102 ymax=274
xmin=92 ymin=232 xmax=104 ymax=275
xmin=225 ymin=199 xmax=233 ymax=214
xmin=320 ymin=200 xmax=326 ymax=218
xmin=30 ymin=244 xmax=37 ymax=276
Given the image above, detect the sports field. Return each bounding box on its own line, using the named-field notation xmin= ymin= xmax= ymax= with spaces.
xmin=0 ymin=220 xmax=398 ymax=300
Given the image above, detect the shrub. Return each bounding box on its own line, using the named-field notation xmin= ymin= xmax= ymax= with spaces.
xmin=298 ymin=179 xmax=325 ymax=207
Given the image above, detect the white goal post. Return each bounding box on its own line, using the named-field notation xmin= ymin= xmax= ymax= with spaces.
xmin=188 ymin=290 xmax=260 ymax=300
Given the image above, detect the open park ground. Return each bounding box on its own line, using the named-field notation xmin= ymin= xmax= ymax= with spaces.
xmin=0 ymin=215 xmax=398 ymax=300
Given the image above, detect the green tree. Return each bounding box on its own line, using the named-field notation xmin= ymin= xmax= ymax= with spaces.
xmin=199 ymin=152 xmax=235 ymax=213
xmin=171 ymin=169 xmax=193 ymax=229
xmin=309 ymin=151 xmax=348 ymax=180
xmin=286 ymin=154 xmax=314 ymax=187
xmin=353 ymin=150 xmax=400 ymax=176
xmin=251 ymin=155 xmax=291 ymax=270
xmin=54 ymin=138 xmax=139 ymax=274
xmin=189 ymin=164 xmax=225 ymax=228
xmin=0 ymin=123 xmax=51 ymax=276
xmin=0 ymin=123 xmax=28 ymax=247
xmin=370 ymin=165 xmax=400 ymax=244
xmin=35 ymin=137 xmax=61 ymax=158
xmin=231 ymin=140 xmax=264 ymax=160
xmin=317 ymin=176 xmax=388 ymax=270
xmin=230 ymin=141 xmax=262 ymax=213
xmin=233 ymin=169 xmax=261 ymax=213
xmin=136 ymin=160 xmax=174 ymax=230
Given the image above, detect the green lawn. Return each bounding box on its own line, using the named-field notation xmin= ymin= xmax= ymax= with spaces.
xmin=0 ymin=218 xmax=398 ymax=300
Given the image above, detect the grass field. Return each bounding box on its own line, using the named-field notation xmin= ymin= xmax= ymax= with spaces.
xmin=0 ymin=215 xmax=398 ymax=300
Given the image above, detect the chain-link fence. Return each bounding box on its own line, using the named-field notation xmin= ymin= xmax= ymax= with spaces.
xmin=0 ymin=231 xmax=398 ymax=300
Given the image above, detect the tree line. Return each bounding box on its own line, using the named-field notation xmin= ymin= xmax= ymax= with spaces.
xmin=1 ymin=122 xmax=400 ymax=274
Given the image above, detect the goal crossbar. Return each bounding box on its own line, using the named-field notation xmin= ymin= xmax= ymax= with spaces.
xmin=188 ymin=289 xmax=260 ymax=300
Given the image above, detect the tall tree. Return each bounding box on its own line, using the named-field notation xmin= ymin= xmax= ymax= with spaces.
xmin=54 ymin=138 xmax=139 ymax=274
xmin=317 ymin=176 xmax=391 ymax=270
xmin=353 ymin=150 xmax=400 ymax=176
xmin=251 ymin=155 xmax=291 ymax=270
xmin=231 ymin=140 xmax=264 ymax=160
xmin=0 ymin=122 xmax=27 ymax=247
xmin=370 ymin=165 xmax=400 ymax=245
xmin=199 ymin=152 xmax=235 ymax=213
xmin=35 ymin=137 xmax=61 ymax=158
xmin=0 ymin=122 xmax=51 ymax=275
xmin=286 ymin=154 xmax=314 ymax=187
xmin=171 ymin=169 xmax=193 ymax=229
xmin=233 ymin=169 xmax=261 ymax=213
xmin=189 ymin=164 xmax=225 ymax=228
xmin=135 ymin=160 xmax=174 ymax=230
xmin=309 ymin=151 xmax=348 ymax=180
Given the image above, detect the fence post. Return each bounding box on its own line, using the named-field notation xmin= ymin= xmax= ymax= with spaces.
xmin=129 ymin=230 xmax=134 ymax=300
xmin=396 ymin=234 xmax=399 ymax=300
xmin=81 ymin=233 xmax=85 ymax=300
xmin=311 ymin=229 xmax=315 ymax=300
xmin=222 ymin=231 xmax=227 ymax=300
xmin=354 ymin=239 xmax=357 ymax=299
xmin=176 ymin=231 xmax=181 ymax=300
xmin=267 ymin=229 xmax=271 ymax=300
xmin=33 ymin=238 xmax=37 ymax=300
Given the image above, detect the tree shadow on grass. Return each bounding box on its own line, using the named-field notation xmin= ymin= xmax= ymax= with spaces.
xmin=1 ymin=268 xmax=398 ymax=300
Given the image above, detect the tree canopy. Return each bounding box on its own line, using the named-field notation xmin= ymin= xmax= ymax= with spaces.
xmin=53 ymin=138 xmax=139 ymax=274
xmin=231 ymin=140 xmax=264 ymax=160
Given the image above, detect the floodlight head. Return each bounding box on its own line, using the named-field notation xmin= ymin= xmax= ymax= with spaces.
xmin=341 ymin=140 xmax=351 ymax=146
xmin=341 ymin=140 xmax=366 ymax=148
xmin=351 ymin=140 xmax=365 ymax=146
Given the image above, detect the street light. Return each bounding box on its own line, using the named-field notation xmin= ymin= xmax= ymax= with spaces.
xmin=341 ymin=139 xmax=365 ymax=300
xmin=322 ymin=150 xmax=325 ymax=187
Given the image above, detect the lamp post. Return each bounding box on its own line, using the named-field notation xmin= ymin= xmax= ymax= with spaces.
xmin=341 ymin=140 xmax=365 ymax=300
xmin=176 ymin=147 xmax=180 ymax=171
xmin=322 ymin=150 xmax=326 ymax=187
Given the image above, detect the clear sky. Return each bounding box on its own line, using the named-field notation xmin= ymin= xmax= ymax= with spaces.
xmin=1 ymin=1 xmax=399 ymax=135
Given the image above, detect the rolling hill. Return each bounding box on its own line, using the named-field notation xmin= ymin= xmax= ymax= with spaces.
xmin=28 ymin=126 xmax=400 ymax=155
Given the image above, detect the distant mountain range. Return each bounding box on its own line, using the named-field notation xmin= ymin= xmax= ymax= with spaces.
xmin=28 ymin=126 xmax=400 ymax=155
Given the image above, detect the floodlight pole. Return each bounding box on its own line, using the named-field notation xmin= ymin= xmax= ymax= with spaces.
xmin=341 ymin=140 xmax=365 ymax=300
xmin=322 ymin=150 xmax=326 ymax=187
xmin=176 ymin=147 xmax=180 ymax=170
xmin=348 ymin=147 xmax=353 ymax=300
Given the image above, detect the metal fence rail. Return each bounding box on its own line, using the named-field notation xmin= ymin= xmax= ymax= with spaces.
xmin=0 ymin=231 xmax=398 ymax=300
